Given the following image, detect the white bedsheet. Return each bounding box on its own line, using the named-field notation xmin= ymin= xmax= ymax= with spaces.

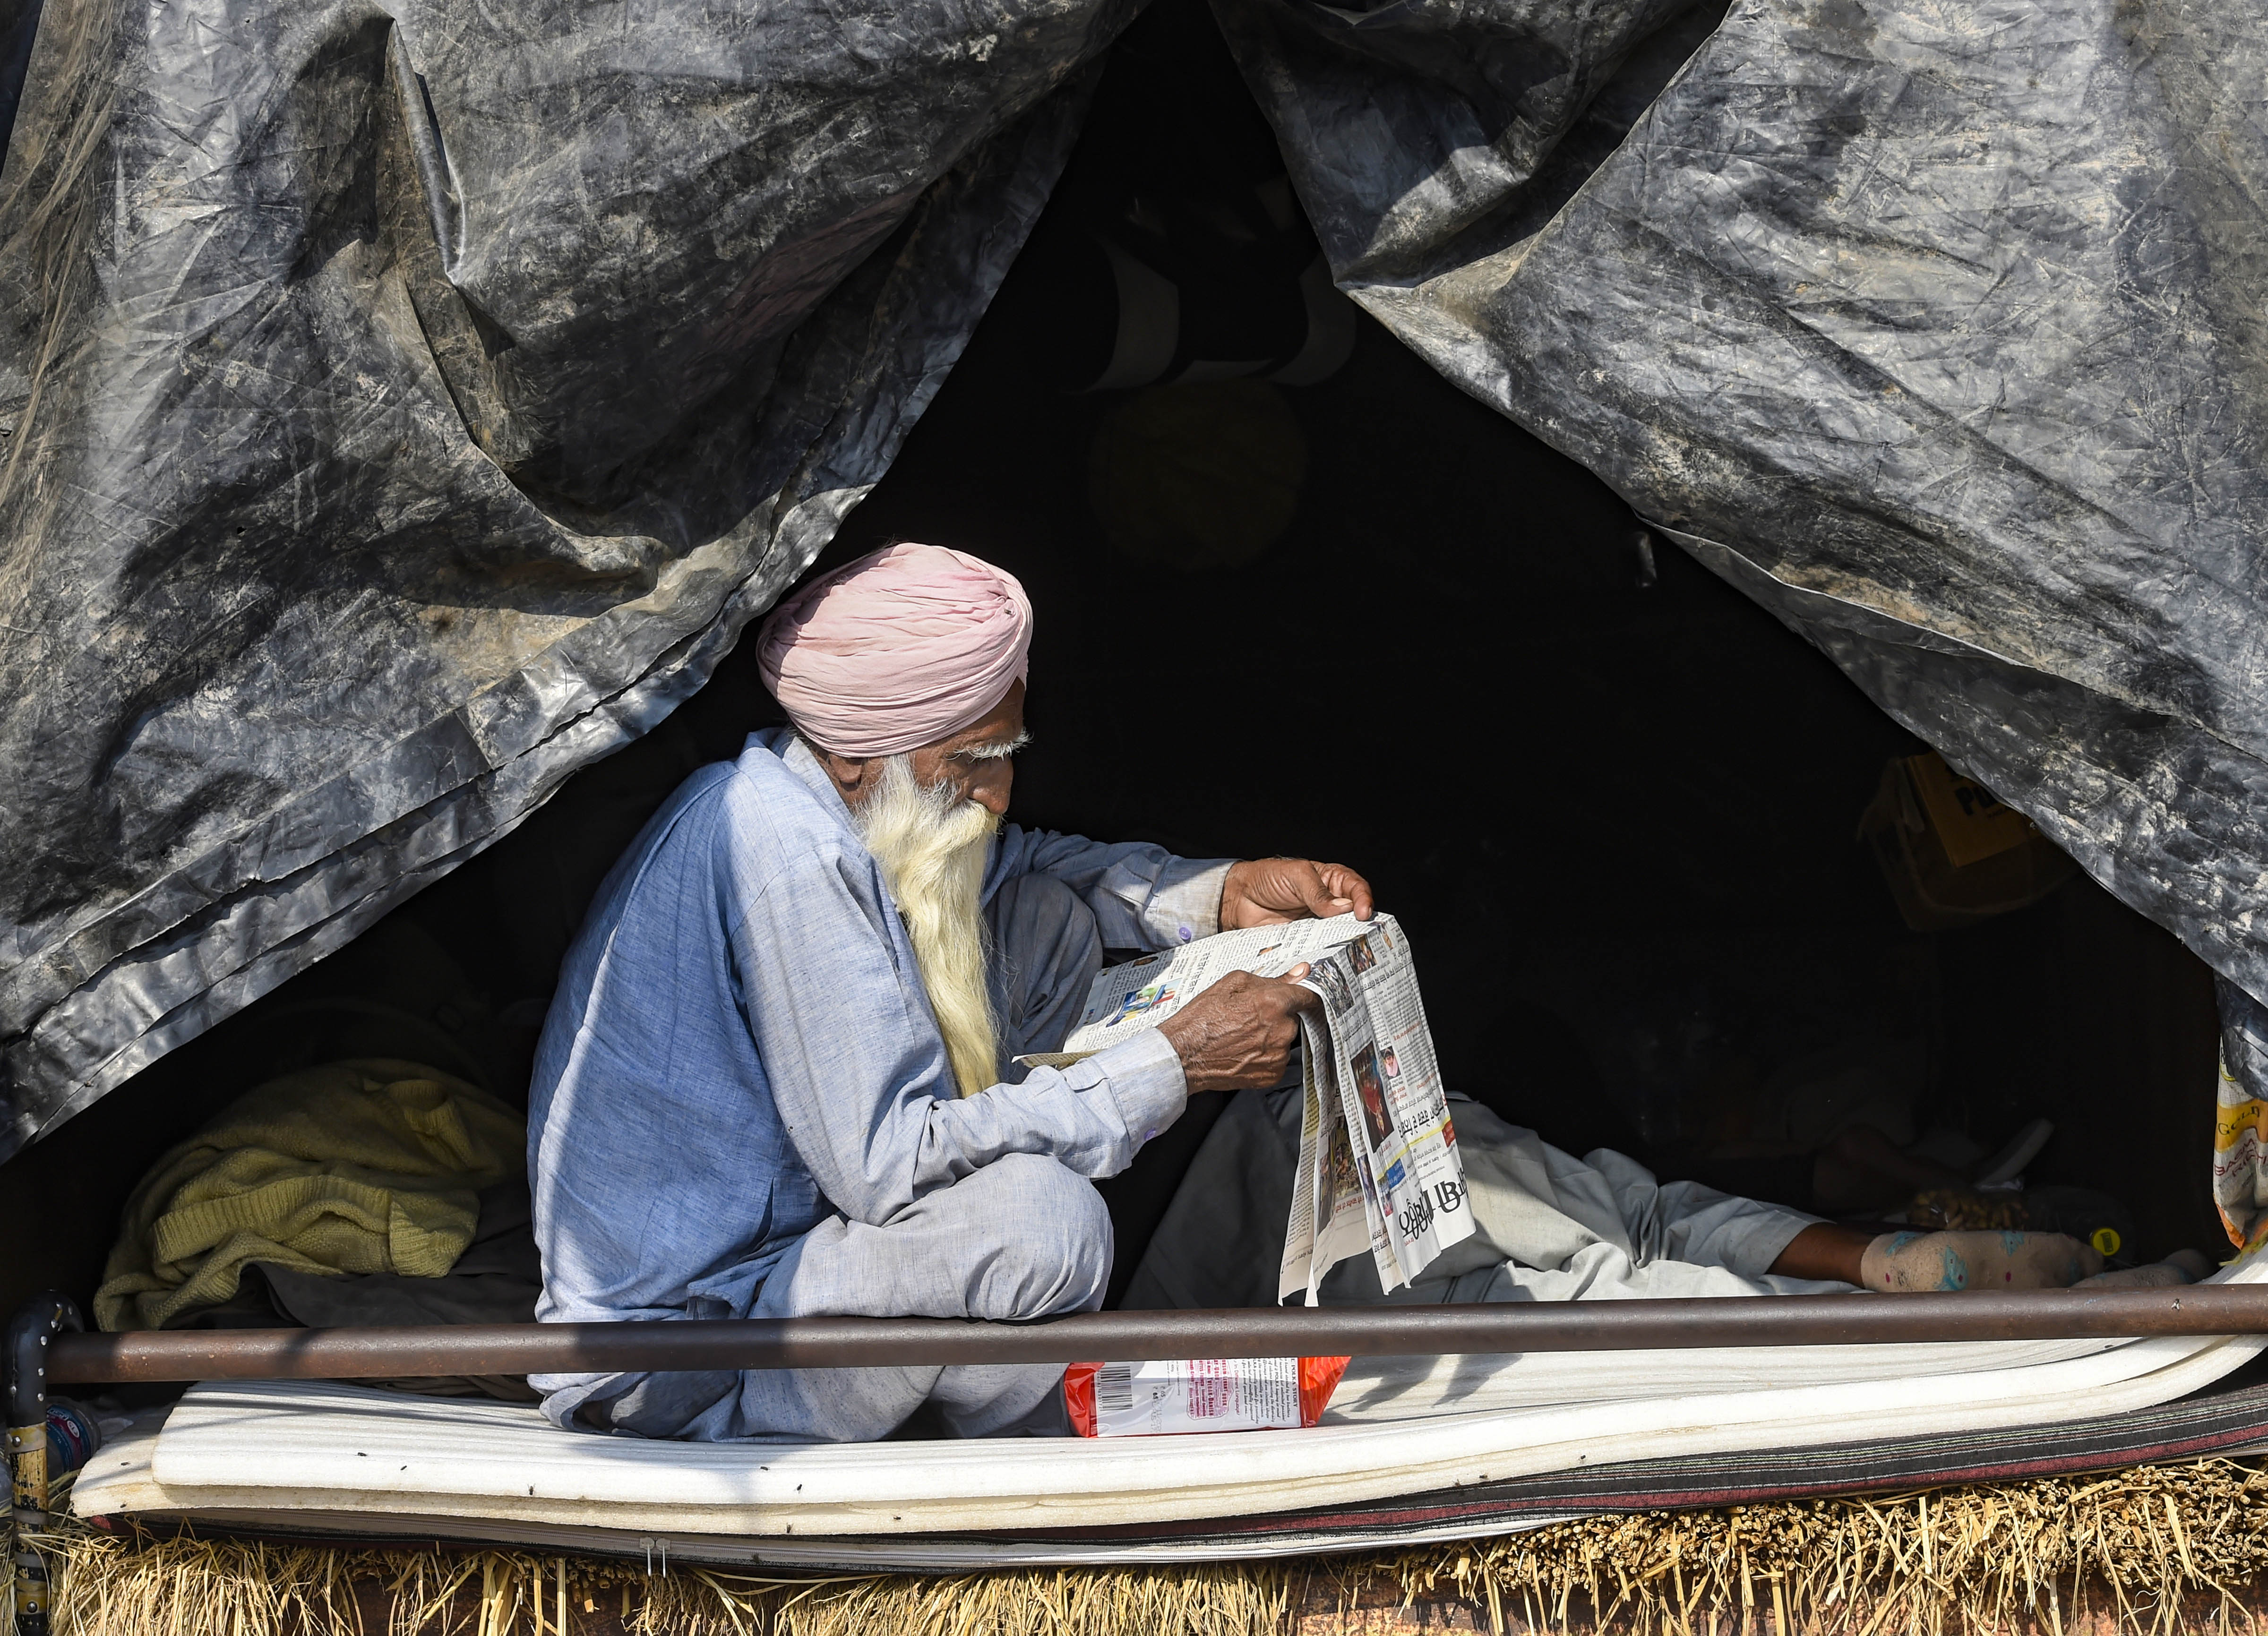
xmin=69 ymin=1258 xmax=2266 ymax=1560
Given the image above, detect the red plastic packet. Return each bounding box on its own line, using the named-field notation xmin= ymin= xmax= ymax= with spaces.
xmin=1065 ymin=1356 xmax=1351 ymax=1437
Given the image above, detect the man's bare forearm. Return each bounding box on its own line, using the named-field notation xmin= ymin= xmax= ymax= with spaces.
xmin=1768 ymin=1223 xmax=1873 ymax=1285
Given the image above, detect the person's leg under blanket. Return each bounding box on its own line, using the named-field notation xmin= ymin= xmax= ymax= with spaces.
xmin=1122 ymin=1090 xmax=1852 ymax=1310
xmin=584 ymin=1152 xmax=1107 ymax=1440
xmin=1443 ymin=1111 xmax=1855 ymax=1302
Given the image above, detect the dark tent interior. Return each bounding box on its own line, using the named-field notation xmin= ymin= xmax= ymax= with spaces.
xmin=0 ymin=0 xmax=2229 ymax=1329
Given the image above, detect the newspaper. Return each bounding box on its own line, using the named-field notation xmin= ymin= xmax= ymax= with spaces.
xmin=1031 ymin=912 xmax=1471 ymax=1304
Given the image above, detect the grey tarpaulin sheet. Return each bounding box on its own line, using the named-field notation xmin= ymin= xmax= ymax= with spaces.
xmin=1219 ymin=0 xmax=2268 ymax=1187
xmin=8 ymin=0 xmax=2268 ymax=1168
xmin=0 ymin=0 xmax=1136 ymax=1157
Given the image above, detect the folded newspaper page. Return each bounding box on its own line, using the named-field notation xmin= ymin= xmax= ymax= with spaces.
xmin=1031 ymin=913 xmax=1471 ymax=1303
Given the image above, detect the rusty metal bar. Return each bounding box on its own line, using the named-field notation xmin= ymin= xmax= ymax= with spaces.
xmin=42 ymin=1284 xmax=2268 ymax=1384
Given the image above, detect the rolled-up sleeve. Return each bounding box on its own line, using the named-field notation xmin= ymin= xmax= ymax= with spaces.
xmin=989 ymin=827 xmax=1234 ymax=951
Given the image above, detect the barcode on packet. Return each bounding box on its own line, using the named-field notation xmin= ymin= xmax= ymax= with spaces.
xmin=1096 ymin=1362 xmax=1134 ymax=1416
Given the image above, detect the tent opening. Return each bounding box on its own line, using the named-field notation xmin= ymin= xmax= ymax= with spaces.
xmin=0 ymin=0 xmax=2225 ymax=1338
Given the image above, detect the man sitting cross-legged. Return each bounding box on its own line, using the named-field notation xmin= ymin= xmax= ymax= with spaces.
xmin=529 ymin=543 xmax=1367 ymax=1441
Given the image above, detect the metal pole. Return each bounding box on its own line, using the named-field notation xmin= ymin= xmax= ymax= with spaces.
xmin=8 ymin=1294 xmax=82 ymax=1636
xmin=43 ymin=1284 xmax=2268 ymax=1385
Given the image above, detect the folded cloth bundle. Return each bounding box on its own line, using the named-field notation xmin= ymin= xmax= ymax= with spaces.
xmin=96 ymin=1060 xmax=524 ymax=1331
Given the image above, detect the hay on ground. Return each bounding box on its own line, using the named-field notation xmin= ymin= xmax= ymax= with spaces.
xmin=33 ymin=1458 xmax=2268 ymax=1635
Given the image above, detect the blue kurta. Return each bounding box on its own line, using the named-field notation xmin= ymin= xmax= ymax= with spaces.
xmin=526 ymin=728 xmax=1227 ymax=1432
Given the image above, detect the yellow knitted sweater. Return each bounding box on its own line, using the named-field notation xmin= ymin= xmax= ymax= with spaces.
xmin=95 ymin=1059 xmax=524 ymax=1332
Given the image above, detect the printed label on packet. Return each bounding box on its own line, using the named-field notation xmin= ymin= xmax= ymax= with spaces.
xmin=1065 ymin=1356 xmax=1350 ymax=1438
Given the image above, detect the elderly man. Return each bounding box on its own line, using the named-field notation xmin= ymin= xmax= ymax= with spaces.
xmin=529 ymin=543 xmax=2148 ymax=1446
xmin=527 ymin=543 xmax=1366 ymax=1441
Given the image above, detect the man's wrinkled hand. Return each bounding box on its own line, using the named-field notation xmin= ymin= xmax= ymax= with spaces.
xmin=1220 ymin=858 xmax=1375 ymax=930
xmin=1158 ymin=968 xmax=1322 ymax=1093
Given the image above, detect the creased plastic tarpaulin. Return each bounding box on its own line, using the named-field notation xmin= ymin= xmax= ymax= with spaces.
xmin=1218 ymin=0 xmax=2268 ymax=1231
xmin=0 ymin=0 xmax=1137 ymax=1158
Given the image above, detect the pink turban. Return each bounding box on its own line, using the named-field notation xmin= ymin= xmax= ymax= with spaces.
xmin=754 ymin=543 xmax=1033 ymax=757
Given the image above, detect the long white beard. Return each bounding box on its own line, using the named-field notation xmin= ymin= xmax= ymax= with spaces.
xmin=853 ymin=754 xmax=1003 ymax=1098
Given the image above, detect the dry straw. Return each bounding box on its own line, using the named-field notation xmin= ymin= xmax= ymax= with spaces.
xmin=34 ymin=1459 xmax=2268 ymax=1636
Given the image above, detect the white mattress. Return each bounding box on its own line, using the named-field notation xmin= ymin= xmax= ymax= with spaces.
xmin=71 ymin=1259 xmax=2267 ymax=1567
